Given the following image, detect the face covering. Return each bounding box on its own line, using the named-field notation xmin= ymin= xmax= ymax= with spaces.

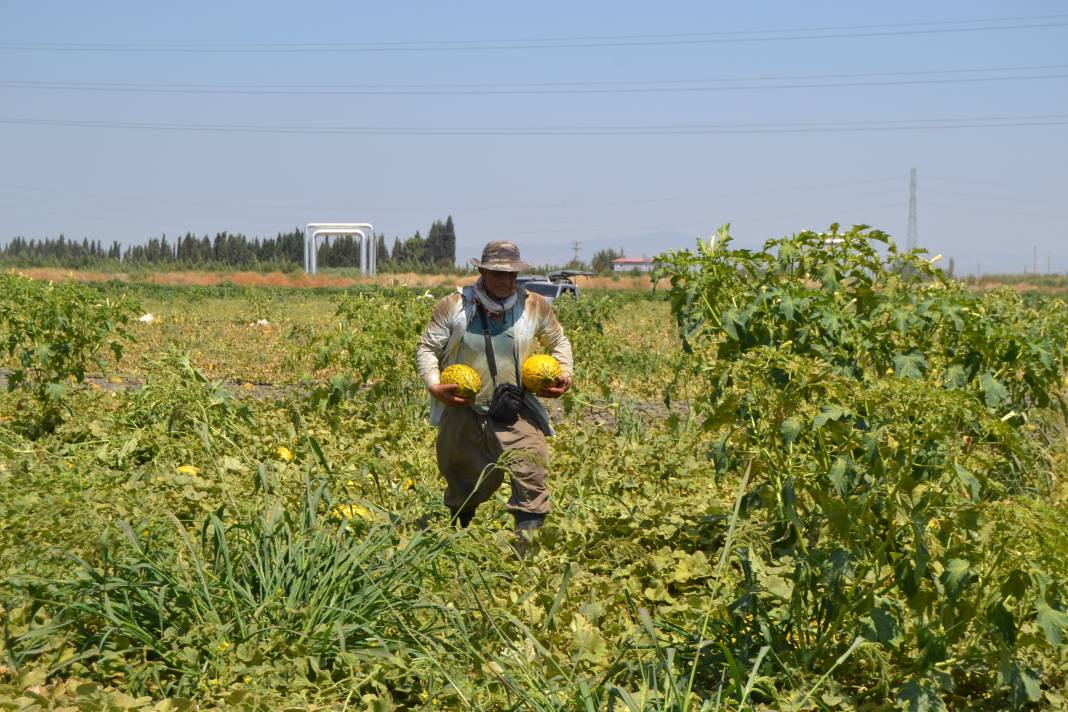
xmin=473 ymin=277 xmax=517 ymax=318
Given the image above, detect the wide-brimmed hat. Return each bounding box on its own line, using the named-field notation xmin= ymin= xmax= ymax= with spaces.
xmin=469 ymin=240 xmax=531 ymax=272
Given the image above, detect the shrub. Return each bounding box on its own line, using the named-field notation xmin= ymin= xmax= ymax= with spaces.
xmin=0 ymin=272 xmax=137 ymax=434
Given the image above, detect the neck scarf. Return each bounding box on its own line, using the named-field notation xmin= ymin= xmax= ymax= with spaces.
xmin=473 ymin=278 xmax=517 ymax=319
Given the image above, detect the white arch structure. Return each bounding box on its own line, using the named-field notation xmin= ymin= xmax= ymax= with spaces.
xmin=304 ymin=222 xmax=376 ymax=276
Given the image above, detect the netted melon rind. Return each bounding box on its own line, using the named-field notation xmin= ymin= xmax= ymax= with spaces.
xmin=522 ymin=354 xmax=562 ymax=392
xmin=440 ymin=364 xmax=481 ymax=399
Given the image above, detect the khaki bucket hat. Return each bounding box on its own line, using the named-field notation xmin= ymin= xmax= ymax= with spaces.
xmin=470 ymin=240 xmax=531 ymax=272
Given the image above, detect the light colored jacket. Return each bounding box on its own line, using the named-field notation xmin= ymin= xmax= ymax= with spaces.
xmin=415 ymin=285 xmax=574 ymax=435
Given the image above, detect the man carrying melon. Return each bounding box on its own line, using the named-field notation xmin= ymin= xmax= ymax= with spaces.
xmin=415 ymin=240 xmax=573 ymax=538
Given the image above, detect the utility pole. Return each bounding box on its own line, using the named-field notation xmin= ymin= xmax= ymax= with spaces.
xmin=1048 ymin=251 xmax=1052 ymax=275
xmin=570 ymin=241 xmax=582 ymax=265
xmin=907 ymin=168 xmax=918 ymax=252
xmin=1033 ymin=245 xmax=1038 ymax=275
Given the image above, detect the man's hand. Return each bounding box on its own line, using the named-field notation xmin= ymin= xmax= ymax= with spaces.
xmin=429 ymin=382 xmax=473 ymax=407
xmin=537 ymin=374 xmax=572 ymax=399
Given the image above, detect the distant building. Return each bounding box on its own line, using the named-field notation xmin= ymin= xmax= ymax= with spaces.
xmin=611 ymin=256 xmax=659 ymax=273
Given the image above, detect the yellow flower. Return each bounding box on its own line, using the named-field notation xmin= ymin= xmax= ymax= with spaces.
xmin=331 ymin=503 xmax=373 ymax=521
xmin=402 ymin=478 xmax=415 ymax=491
xmin=275 ymin=445 xmax=294 ymax=462
xmin=176 ymin=465 xmax=200 ymax=476
xmin=217 ymin=640 xmax=231 ymax=653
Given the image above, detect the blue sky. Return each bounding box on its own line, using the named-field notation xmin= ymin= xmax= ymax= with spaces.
xmin=1 ymin=1 xmax=1065 ymax=273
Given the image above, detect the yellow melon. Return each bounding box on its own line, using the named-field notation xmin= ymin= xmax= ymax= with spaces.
xmin=522 ymin=354 xmax=561 ymax=392
xmin=440 ymin=364 xmax=481 ymax=399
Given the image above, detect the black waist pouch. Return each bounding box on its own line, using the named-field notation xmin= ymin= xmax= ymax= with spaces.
xmin=488 ymin=383 xmax=524 ymax=425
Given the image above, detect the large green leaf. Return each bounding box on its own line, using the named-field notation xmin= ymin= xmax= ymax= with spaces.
xmin=998 ymin=658 xmax=1042 ymax=707
xmin=861 ymin=599 xmax=902 ymax=648
xmin=777 ymin=294 xmax=796 ymax=322
xmin=896 ymin=679 xmax=946 ymax=712
xmin=943 ymin=364 xmax=968 ymax=389
xmin=987 ymin=601 xmax=1016 ymax=646
xmin=980 ymin=372 xmax=1009 ymax=408
xmin=44 ymin=381 xmax=67 ymax=402
xmin=780 ymin=416 xmax=803 ymax=446
xmin=954 ymin=464 xmax=981 ymax=502
xmin=1035 ymin=598 xmax=1068 ymax=647
xmin=828 ymin=457 xmax=851 ymax=498
xmin=892 ymin=352 xmax=926 ymax=379
xmin=941 ymin=559 xmax=973 ymax=600
xmin=813 ymin=404 xmax=850 ymax=429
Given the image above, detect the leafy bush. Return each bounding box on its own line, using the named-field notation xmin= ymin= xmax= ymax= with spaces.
xmin=0 ymin=272 xmax=137 ymax=433
xmin=657 ymin=225 xmax=1068 ymax=708
xmin=307 ymin=288 xmax=436 ymax=412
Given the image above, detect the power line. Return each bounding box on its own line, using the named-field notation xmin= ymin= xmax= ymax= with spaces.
xmin=7 ymin=62 xmax=1065 ymax=89
xmin=528 ymin=201 xmax=908 ymax=245
xmin=921 ymin=200 xmax=1060 ymax=220
xmin=2 ymin=65 xmax=1066 ymax=96
xmin=925 ymin=187 xmax=1063 ymax=205
xmin=0 ymin=176 xmax=901 ymax=214
xmin=0 ymin=199 xmax=283 ymax=232
xmin=489 ymin=189 xmax=911 ymax=232
xmin=1 ymin=113 xmax=1065 ymax=137
xmin=1 ymin=15 xmax=1065 ymax=52
xmin=925 ymin=175 xmax=1066 ymax=192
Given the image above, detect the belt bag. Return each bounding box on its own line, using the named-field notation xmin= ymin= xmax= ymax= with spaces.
xmin=478 ymin=304 xmax=523 ymax=425
xmin=489 ymin=383 xmax=524 ymax=425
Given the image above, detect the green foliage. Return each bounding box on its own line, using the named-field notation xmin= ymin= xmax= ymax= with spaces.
xmin=6 ymin=483 xmax=460 ymax=700
xmin=307 ymin=288 xmax=436 ymax=411
xmin=0 ymin=272 xmax=137 ymax=433
xmin=1 ymin=265 xmax=1066 ymax=710
xmin=657 ymin=224 xmax=1068 ymax=708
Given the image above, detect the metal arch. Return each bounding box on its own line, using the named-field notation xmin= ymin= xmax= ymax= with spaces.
xmin=304 ymin=222 xmax=375 ymax=275
xmin=310 ymin=228 xmax=367 ymax=275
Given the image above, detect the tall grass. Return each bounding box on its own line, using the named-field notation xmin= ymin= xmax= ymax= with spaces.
xmin=7 ymin=482 xmax=464 ymax=700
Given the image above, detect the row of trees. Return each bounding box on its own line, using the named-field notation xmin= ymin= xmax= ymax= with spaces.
xmin=0 ymin=217 xmax=458 ymax=272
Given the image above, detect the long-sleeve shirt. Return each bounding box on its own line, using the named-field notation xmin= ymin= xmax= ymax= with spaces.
xmin=415 ymin=285 xmax=574 ymax=434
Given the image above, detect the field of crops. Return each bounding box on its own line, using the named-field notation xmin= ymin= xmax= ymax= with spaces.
xmin=2 ymin=225 xmax=1068 ymax=711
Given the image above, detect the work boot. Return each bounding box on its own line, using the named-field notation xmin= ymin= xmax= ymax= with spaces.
xmin=513 ymin=511 xmax=545 ymax=532
xmin=512 ymin=512 xmax=545 ymax=558
xmin=448 ymin=507 xmax=476 ymax=528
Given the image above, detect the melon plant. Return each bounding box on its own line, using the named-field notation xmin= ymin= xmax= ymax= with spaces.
xmin=0 ymin=272 xmax=136 ymax=434
xmin=657 ymin=223 xmax=1068 ymax=709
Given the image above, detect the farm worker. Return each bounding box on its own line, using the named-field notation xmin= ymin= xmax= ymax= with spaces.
xmin=415 ymin=240 xmax=573 ymax=536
